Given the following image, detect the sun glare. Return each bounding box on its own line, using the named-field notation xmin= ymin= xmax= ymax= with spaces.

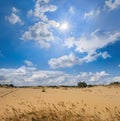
xmin=59 ymin=22 xmax=69 ymax=31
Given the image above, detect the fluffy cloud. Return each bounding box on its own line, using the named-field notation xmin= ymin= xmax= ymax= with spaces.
xmin=80 ymin=71 xmax=109 ymax=82
xmin=5 ymin=13 xmax=22 ymax=25
xmin=21 ymin=22 xmax=54 ymax=48
xmin=105 ymin=0 xmax=120 ymax=10
xmin=83 ymin=51 xmax=111 ymax=63
xmin=28 ymin=0 xmax=57 ymax=21
xmin=0 ymin=63 xmax=111 ymax=86
xmin=5 ymin=7 xmax=23 ymax=25
xmin=22 ymin=0 xmax=58 ymax=48
xmin=112 ymin=76 xmax=120 ymax=82
xmin=65 ymin=30 xmax=120 ymax=53
xmin=49 ymin=53 xmax=82 ymax=69
xmin=49 ymin=52 xmax=110 ymax=69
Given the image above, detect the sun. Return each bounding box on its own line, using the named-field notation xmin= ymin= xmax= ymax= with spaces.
xmin=59 ymin=22 xmax=69 ymax=31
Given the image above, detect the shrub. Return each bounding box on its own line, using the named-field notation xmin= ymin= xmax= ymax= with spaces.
xmin=42 ymin=88 xmax=46 ymax=92
xmin=77 ymin=81 xmax=87 ymax=88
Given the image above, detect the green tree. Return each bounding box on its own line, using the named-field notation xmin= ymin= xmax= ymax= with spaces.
xmin=77 ymin=81 xmax=87 ymax=88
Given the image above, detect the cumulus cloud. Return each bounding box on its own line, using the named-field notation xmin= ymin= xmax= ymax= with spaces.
xmin=5 ymin=7 xmax=23 ymax=25
xmin=22 ymin=0 xmax=58 ymax=48
xmin=105 ymin=0 xmax=120 ymax=10
xmin=0 ymin=66 xmax=36 ymax=85
xmin=21 ymin=22 xmax=54 ymax=48
xmin=49 ymin=53 xmax=83 ymax=69
xmin=5 ymin=13 xmax=22 ymax=25
xmin=80 ymin=71 xmax=109 ymax=82
xmin=83 ymin=51 xmax=110 ymax=63
xmin=34 ymin=0 xmax=57 ymax=21
xmin=65 ymin=30 xmax=120 ymax=53
xmin=112 ymin=76 xmax=120 ymax=82
xmin=49 ymin=51 xmax=110 ymax=69
xmin=28 ymin=0 xmax=57 ymax=21
xmin=50 ymin=30 xmax=113 ymax=69
xmin=0 ymin=64 xmax=111 ymax=86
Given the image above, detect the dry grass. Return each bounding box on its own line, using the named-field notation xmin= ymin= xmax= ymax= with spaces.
xmin=0 ymin=86 xmax=120 ymax=121
xmin=1 ymin=99 xmax=120 ymax=121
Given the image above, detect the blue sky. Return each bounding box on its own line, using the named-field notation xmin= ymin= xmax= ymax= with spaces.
xmin=0 ymin=0 xmax=120 ymax=86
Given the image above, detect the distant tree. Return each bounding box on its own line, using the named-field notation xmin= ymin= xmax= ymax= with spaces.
xmin=77 ymin=81 xmax=87 ymax=88
xmin=109 ymin=82 xmax=120 ymax=85
xmin=9 ymin=84 xmax=14 ymax=87
xmin=87 ymin=84 xmax=93 ymax=88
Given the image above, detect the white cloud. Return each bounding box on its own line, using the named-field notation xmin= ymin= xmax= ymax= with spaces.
xmin=31 ymin=0 xmax=57 ymax=21
xmin=105 ymin=0 xmax=120 ymax=10
xmin=0 ymin=64 xmax=112 ymax=85
xmin=5 ymin=7 xmax=23 ymax=25
xmin=83 ymin=51 xmax=111 ymax=63
xmin=12 ymin=7 xmax=19 ymax=13
xmin=118 ymin=64 xmax=120 ymax=67
xmin=83 ymin=52 xmax=101 ymax=63
xmin=65 ymin=30 xmax=120 ymax=54
xmin=0 ymin=66 xmax=36 ymax=85
xmin=27 ymin=0 xmax=58 ymax=24
xmin=80 ymin=71 xmax=109 ymax=83
xmin=50 ymin=30 xmax=114 ymax=68
xmin=112 ymin=76 xmax=120 ymax=82
xmin=49 ymin=51 xmax=110 ymax=69
xmin=22 ymin=0 xmax=58 ymax=48
xmin=101 ymin=51 xmax=111 ymax=59
xmin=24 ymin=60 xmax=34 ymax=67
xmin=84 ymin=0 xmax=120 ymax=20
xmin=84 ymin=9 xmax=100 ymax=19
xmin=49 ymin=53 xmax=83 ymax=69
xmin=21 ymin=22 xmax=54 ymax=48
xmin=90 ymin=71 xmax=109 ymax=82
xmin=6 ymin=13 xmax=23 ymax=25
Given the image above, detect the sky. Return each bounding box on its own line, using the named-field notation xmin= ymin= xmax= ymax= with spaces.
xmin=0 ymin=0 xmax=120 ymax=86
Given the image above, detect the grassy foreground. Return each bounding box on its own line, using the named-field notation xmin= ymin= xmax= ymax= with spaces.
xmin=0 ymin=86 xmax=120 ymax=121
xmin=2 ymin=100 xmax=120 ymax=121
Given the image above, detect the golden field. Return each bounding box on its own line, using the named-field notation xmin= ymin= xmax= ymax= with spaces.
xmin=0 ymin=86 xmax=120 ymax=121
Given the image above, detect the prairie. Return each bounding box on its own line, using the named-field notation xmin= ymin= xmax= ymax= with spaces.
xmin=0 ymin=86 xmax=120 ymax=121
